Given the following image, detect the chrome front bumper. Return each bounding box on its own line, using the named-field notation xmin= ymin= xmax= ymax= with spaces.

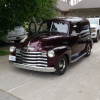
xmin=9 ymin=61 xmax=56 ymax=72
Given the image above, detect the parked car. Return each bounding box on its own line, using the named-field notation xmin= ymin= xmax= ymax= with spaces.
xmin=87 ymin=18 xmax=100 ymax=42
xmin=0 ymin=25 xmax=26 ymax=45
xmin=9 ymin=17 xmax=93 ymax=75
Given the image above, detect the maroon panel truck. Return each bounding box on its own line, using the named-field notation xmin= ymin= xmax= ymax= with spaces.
xmin=9 ymin=17 xmax=93 ymax=75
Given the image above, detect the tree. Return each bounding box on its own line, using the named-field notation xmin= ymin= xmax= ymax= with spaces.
xmin=0 ymin=0 xmax=57 ymax=40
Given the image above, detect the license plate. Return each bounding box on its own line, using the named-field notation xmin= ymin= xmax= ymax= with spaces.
xmin=9 ymin=55 xmax=16 ymax=61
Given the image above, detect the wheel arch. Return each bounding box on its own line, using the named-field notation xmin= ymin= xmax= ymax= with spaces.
xmin=97 ymin=30 xmax=99 ymax=35
xmin=53 ymin=46 xmax=71 ymax=65
xmin=64 ymin=54 xmax=70 ymax=64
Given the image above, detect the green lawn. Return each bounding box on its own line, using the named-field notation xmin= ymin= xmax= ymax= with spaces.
xmin=0 ymin=50 xmax=9 ymax=56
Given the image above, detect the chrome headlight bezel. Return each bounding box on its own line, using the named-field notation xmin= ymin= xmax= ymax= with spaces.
xmin=48 ymin=50 xmax=55 ymax=58
xmin=10 ymin=46 xmax=16 ymax=52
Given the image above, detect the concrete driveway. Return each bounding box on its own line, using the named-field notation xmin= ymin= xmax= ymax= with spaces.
xmin=0 ymin=41 xmax=100 ymax=100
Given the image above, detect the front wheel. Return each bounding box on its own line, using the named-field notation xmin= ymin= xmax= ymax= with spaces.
xmin=85 ymin=44 xmax=91 ymax=57
xmin=54 ymin=55 xmax=67 ymax=75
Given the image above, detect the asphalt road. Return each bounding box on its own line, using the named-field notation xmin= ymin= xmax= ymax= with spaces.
xmin=0 ymin=40 xmax=100 ymax=100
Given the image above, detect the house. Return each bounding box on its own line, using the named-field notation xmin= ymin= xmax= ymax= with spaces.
xmin=67 ymin=0 xmax=100 ymax=17
xmin=56 ymin=0 xmax=72 ymax=17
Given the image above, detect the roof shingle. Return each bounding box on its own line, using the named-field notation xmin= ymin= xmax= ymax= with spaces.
xmin=70 ymin=0 xmax=100 ymax=10
xmin=56 ymin=1 xmax=72 ymax=11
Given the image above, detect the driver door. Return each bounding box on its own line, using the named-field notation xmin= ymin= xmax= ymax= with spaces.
xmin=28 ymin=22 xmax=37 ymax=37
xmin=69 ymin=23 xmax=81 ymax=55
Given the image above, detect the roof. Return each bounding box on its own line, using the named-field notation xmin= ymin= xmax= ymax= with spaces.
xmin=48 ymin=17 xmax=88 ymax=23
xmin=56 ymin=1 xmax=72 ymax=11
xmin=70 ymin=0 xmax=100 ymax=10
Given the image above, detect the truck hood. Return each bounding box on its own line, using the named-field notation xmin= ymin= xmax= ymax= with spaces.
xmin=90 ymin=24 xmax=98 ymax=28
xmin=22 ymin=33 xmax=66 ymax=52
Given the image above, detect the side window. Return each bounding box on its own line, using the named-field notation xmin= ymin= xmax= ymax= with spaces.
xmin=72 ymin=24 xmax=78 ymax=34
xmin=83 ymin=25 xmax=89 ymax=31
xmin=51 ymin=22 xmax=68 ymax=33
xmin=80 ymin=25 xmax=89 ymax=33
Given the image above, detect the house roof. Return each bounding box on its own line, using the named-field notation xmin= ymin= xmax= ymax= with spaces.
xmin=56 ymin=1 xmax=72 ymax=11
xmin=70 ymin=0 xmax=100 ymax=10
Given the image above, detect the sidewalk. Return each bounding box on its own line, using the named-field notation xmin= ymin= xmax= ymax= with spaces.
xmin=0 ymin=89 xmax=21 ymax=100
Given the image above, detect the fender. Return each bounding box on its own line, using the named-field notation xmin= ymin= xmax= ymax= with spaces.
xmin=53 ymin=46 xmax=71 ymax=64
xmin=87 ymin=37 xmax=93 ymax=49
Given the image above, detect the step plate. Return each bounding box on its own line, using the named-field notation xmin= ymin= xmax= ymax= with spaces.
xmin=71 ymin=51 xmax=86 ymax=63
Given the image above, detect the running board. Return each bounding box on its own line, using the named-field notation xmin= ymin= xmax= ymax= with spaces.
xmin=71 ymin=53 xmax=86 ymax=63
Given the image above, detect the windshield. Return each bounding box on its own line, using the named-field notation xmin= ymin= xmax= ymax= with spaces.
xmin=39 ymin=21 xmax=68 ymax=34
xmin=88 ymin=19 xmax=98 ymax=24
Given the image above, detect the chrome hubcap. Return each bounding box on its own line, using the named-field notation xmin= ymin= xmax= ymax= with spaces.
xmin=59 ymin=59 xmax=65 ymax=71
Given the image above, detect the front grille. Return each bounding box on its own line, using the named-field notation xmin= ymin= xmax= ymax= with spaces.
xmin=16 ymin=50 xmax=47 ymax=67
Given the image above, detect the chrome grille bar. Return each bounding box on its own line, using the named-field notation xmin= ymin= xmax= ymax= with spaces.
xmin=22 ymin=59 xmax=47 ymax=63
xmin=16 ymin=50 xmax=47 ymax=67
xmin=21 ymin=56 xmax=47 ymax=60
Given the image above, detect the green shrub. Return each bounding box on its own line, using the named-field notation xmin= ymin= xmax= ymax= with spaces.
xmin=0 ymin=50 xmax=9 ymax=56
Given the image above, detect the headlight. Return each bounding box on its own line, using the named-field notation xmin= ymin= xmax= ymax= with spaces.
xmin=10 ymin=46 xmax=16 ymax=52
xmin=48 ymin=50 xmax=55 ymax=58
xmin=92 ymin=28 xmax=96 ymax=32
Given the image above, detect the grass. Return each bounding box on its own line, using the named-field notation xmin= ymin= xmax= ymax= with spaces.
xmin=0 ymin=50 xmax=9 ymax=56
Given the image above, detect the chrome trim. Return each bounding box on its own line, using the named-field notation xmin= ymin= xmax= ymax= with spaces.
xmin=36 ymin=64 xmax=47 ymax=67
xmin=9 ymin=61 xmax=56 ymax=72
xmin=21 ymin=54 xmax=37 ymax=56
xmin=20 ymin=53 xmax=47 ymax=57
xmin=37 ymin=58 xmax=47 ymax=60
xmin=21 ymin=56 xmax=47 ymax=60
xmin=17 ymin=57 xmax=21 ymax=59
xmin=21 ymin=50 xmax=47 ymax=54
xmin=71 ymin=53 xmax=86 ymax=63
xmin=19 ymin=63 xmax=47 ymax=67
xmin=37 ymin=55 xmax=47 ymax=57
xmin=16 ymin=50 xmax=48 ymax=67
xmin=22 ymin=59 xmax=47 ymax=64
xmin=16 ymin=54 xmax=21 ymax=56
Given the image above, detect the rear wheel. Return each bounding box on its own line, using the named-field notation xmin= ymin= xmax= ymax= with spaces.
xmin=54 ymin=55 xmax=67 ymax=75
xmin=85 ymin=44 xmax=91 ymax=57
xmin=14 ymin=39 xmax=21 ymax=43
